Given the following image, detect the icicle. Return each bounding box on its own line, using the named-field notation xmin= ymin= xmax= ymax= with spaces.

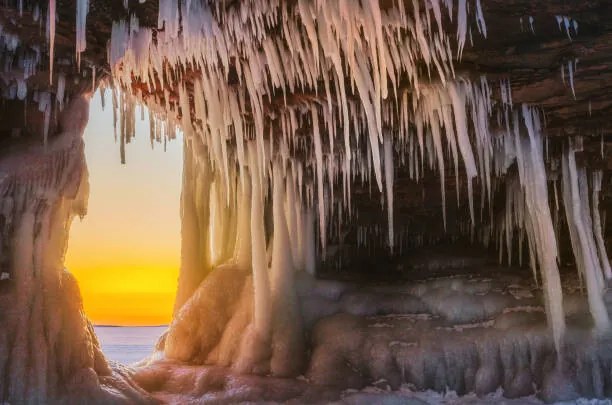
xmin=76 ymin=0 xmax=89 ymax=71
xmin=561 ymin=63 xmax=565 ymax=85
xmin=556 ymin=15 xmax=563 ymax=31
xmin=562 ymin=145 xmax=610 ymax=333
xmin=311 ymin=106 xmax=326 ymax=253
xmin=475 ymin=0 xmax=487 ymax=38
xmin=384 ymin=135 xmax=394 ymax=250
xmin=563 ymin=16 xmax=572 ymax=40
xmin=56 ymin=73 xmax=65 ymax=110
xmin=568 ymin=60 xmax=576 ymax=99
xmin=304 ymin=208 xmax=316 ymax=275
xmin=249 ymin=142 xmax=271 ymax=339
xmin=573 ymin=20 xmax=579 ymax=36
xmin=456 ymin=0 xmax=467 ymax=58
xmin=518 ymin=105 xmax=566 ymax=351
xmin=16 ymin=80 xmax=27 ymax=101
xmin=592 ymin=171 xmax=612 ymax=280
xmin=48 ymin=0 xmax=56 ymax=83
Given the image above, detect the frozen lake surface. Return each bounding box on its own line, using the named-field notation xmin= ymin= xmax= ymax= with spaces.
xmin=94 ymin=326 xmax=166 ymax=365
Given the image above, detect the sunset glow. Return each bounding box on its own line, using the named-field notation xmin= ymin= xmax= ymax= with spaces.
xmin=65 ymin=92 xmax=183 ymax=326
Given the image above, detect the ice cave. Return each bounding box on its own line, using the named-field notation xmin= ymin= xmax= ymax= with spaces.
xmin=1 ymin=0 xmax=612 ymax=403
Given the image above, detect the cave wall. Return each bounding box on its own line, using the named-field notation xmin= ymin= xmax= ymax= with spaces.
xmin=0 ymin=94 xmax=105 ymax=402
xmin=0 ymin=92 xmax=157 ymax=404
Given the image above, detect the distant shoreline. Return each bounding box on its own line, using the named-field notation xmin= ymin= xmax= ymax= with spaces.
xmin=94 ymin=324 xmax=169 ymax=328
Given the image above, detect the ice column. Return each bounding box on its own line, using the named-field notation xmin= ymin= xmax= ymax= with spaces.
xmin=517 ymin=105 xmax=566 ymax=351
xmin=562 ymin=143 xmax=610 ymax=333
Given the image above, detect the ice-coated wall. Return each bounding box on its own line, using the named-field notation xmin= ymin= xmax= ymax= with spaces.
xmin=0 ymin=93 xmax=157 ymax=404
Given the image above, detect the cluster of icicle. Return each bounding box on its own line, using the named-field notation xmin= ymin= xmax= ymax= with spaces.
xmin=481 ymin=108 xmax=611 ymax=351
xmin=0 ymin=22 xmax=39 ymax=101
xmin=110 ymin=0 xmax=489 ymax=251
xmin=0 ymin=1 xmax=74 ymax=146
xmin=106 ymin=0 xmax=611 ymax=360
xmin=5 ymin=0 xmax=91 ymax=82
xmin=0 ymin=0 xmax=58 ymax=96
xmin=0 ymin=15 xmax=66 ymax=143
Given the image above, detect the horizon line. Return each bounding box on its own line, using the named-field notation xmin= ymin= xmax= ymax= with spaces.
xmin=94 ymin=324 xmax=169 ymax=328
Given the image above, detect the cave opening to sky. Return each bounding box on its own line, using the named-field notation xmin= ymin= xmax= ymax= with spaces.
xmin=65 ymin=90 xmax=183 ymax=328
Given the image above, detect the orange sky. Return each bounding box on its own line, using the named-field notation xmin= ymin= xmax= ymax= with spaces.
xmin=65 ymin=91 xmax=183 ymax=326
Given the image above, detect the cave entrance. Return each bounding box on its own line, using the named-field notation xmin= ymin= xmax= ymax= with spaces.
xmin=64 ymin=90 xmax=183 ymax=364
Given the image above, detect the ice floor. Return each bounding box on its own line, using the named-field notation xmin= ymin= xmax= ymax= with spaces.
xmin=129 ymin=258 xmax=612 ymax=404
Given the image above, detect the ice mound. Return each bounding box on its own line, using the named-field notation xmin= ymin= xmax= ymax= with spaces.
xmin=135 ymin=266 xmax=612 ymax=403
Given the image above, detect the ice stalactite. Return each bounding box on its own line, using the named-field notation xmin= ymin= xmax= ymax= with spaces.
xmin=592 ymin=171 xmax=612 ymax=280
xmin=561 ymin=59 xmax=578 ymax=99
xmin=556 ymin=15 xmax=579 ymax=40
xmin=494 ymin=107 xmax=567 ymax=351
xmin=303 ymin=207 xmax=317 ymax=276
xmin=475 ymin=0 xmax=487 ymax=38
xmin=75 ymin=0 xmax=89 ymax=70
xmin=56 ymin=72 xmax=65 ymax=110
xmin=312 ymin=105 xmax=327 ymax=253
xmin=384 ymin=134 xmax=394 ymax=250
xmin=48 ymin=0 xmax=55 ymax=83
xmin=515 ymin=106 xmax=565 ymax=351
xmin=562 ymin=141 xmax=610 ymax=333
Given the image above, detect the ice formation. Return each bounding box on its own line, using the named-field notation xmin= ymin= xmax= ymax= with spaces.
xmin=75 ymin=0 xmax=89 ymax=70
xmin=98 ymin=0 xmax=612 ymax=383
xmin=562 ymin=140 xmax=610 ymax=333
xmin=556 ymin=15 xmax=579 ymax=40
xmin=1 ymin=0 xmax=611 ymax=402
xmin=0 ymin=94 xmax=153 ymax=403
xmin=561 ymin=59 xmax=579 ymax=99
xmin=48 ymin=0 xmax=55 ymax=82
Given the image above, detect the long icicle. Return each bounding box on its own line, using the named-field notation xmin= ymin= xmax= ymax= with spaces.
xmin=49 ymin=0 xmax=56 ymax=83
